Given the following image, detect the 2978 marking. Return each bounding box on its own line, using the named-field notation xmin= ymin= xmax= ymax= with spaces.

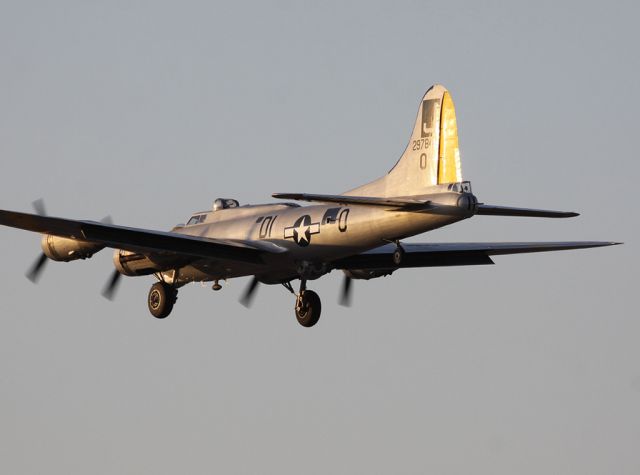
xmin=412 ymin=137 xmax=431 ymax=151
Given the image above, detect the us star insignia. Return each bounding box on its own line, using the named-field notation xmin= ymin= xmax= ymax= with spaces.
xmin=284 ymin=215 xmax=320 ymax=247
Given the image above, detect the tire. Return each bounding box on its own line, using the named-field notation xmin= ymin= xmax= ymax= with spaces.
xmin=295 ymin=290 xmax=321 ymax=327
xmin=392 ymin=247 xmax=404 ymax=266
xmin=148 ymin=282 xmax=177 ymax=319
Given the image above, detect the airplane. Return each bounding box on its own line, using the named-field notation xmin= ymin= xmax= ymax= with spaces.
xmin=0 ymin=84 xmax=619 ymax=327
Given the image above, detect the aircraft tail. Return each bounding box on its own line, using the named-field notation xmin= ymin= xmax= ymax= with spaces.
xmin=346 ymin=84 xmax=463 ymax=198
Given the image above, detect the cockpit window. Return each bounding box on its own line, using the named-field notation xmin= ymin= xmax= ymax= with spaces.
xmin=187 ymin=214 xmax=206 ymax=225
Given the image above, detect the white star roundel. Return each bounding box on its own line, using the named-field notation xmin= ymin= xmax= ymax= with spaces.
xmin=284 ymin=215 xmax=320 ymax=247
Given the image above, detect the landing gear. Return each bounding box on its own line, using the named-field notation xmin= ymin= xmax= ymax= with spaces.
xmin=392 ymin=242 xmax=405 ymax=266
xmin=289 ymin=279 xmax=322 ymax=327
xmin=148 ymin=282 xmax=178 ymax=319
xmin=295 ymin=290 xmax=321 ymax=327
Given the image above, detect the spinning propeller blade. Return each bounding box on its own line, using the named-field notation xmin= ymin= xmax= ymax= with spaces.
xmin=99 ymin=215 xmax=121 ymax=300
xmin=26 ymin=253 xmax=48 ymax=283
xmin=101 ymin=269 xmax=122 ymax=301
xmin=339 ymin=275 xmax=353 ymax=307
xmin=31 ymin=198 xmax=46 ymax=217
xmin=240 ymin=277 xmax=260 ymax=308
xmin=26 ymin=198 xmax=49 ymax=283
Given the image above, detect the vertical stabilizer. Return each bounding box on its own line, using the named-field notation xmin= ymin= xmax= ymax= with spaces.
xmin=345 ymin=84 xmax=463 ymax=198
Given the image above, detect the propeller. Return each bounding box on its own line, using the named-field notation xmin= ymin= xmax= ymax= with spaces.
xmin=26 ymin=253 xmax=49 ymax=283
xmin=339 ymin=275 xmax=353 ymax=307
xmin=32 ymin=198 xmax=47 ymax=216
xmin=25 ymin=198 xmax=49 ymax=283
xmin=240 ymin=277 xmax=260 ymax=308
xmin=101 ymin=269 xmax=122 ymax=301
xmin=24 ymin=199 xmax=120 ymax=293
xmin=98 ymin=214 xmax=122 ymax=300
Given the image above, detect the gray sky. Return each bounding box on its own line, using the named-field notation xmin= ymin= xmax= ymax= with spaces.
xmin=0 ymin=1 xmax=637 ymax=474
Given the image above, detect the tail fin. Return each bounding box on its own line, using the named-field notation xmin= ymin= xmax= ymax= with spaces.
xmin=346 ymin=84 xmax=463 ymax=197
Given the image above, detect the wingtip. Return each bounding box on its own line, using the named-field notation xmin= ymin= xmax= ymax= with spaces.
xmin=590 ymin=241 xmax=623 ymax=248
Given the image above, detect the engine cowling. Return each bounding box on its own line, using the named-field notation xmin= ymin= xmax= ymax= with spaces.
xmin=343 ymin=269 xmax=395 ymax=280
xmin=113 ymin=249 xmax=159 ymax=276
xmin=41 ymin=234 xmax=104 ymax=262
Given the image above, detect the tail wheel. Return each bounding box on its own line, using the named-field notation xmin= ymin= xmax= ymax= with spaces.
xmin=148 ymin=282 xmax=177 ymax=319
xmin=295 ymin=290 xmax=321 ymax=327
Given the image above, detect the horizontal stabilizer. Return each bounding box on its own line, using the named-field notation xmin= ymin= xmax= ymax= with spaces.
xmin=273 ymin=192 xmax=474 ymax=217
xmin=477 ymin=204 xmax=578 ymax=218
xmin=272 ymin=192 xmax=424 ymax=208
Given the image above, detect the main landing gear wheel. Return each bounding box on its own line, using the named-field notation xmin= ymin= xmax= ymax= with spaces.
xmin=148 ymin=282 xmax=178 ymax=319
xmin=295 ymin=290 xmax=322 ymax=328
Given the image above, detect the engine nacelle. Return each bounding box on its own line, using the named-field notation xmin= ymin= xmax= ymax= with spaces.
xmin=343 ymin=269 xmax=395 ymax=280
xmin=41 ymin=234 xmax=104 ymax=262
xmin=113 ymin=249 xmax=159 ymax=276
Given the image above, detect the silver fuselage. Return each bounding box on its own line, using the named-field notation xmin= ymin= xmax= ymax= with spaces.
xmin=165 ymin=189 xmax=475 ymax=286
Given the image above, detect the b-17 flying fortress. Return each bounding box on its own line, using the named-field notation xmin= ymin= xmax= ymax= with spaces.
xmin=0 ymin=85 xmax=619 ymax=327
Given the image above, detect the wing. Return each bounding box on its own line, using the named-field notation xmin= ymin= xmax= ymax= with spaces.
xmin=0 ymin=209 xmax=286 ymax=264
xmin=334 ymin=241 xmax=620 ymax=269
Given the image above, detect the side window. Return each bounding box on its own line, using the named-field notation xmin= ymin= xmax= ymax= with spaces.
xmin=322 ymin=207 xmax=341 ymax=225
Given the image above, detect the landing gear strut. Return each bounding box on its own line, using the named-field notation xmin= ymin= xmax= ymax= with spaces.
xmin=292 ymin=279 xmax=322 ymax=327
xmin=148 ymin=281 xmax=178 ymax=319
